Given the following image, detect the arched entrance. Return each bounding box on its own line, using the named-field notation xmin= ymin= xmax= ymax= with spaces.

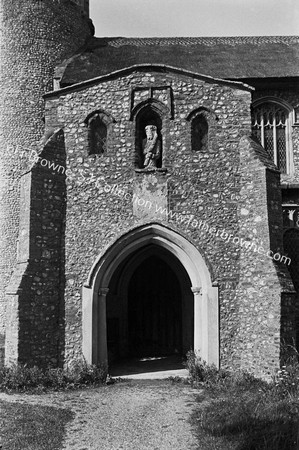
xmin=105 ymin=245 xmax=194 ymax=361
xmin=82 ymin=224 xmax=219 ymax=369
xmin=127 ymin=254 xmax=183 ymax=357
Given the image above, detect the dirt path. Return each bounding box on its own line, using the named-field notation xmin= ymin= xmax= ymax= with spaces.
xmin=0 ymin=380 xmax=200 ymax=449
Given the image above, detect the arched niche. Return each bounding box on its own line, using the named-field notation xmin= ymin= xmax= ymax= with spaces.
xmin=131 ymin=99 xmax=169 ymax=169
xmin=83 ymin=110 xmax=115 ymax=156
xmin=187 ymin=107 xmax=218 ymax=152
xmin=191 ymin=114 xmax=209 ymax=151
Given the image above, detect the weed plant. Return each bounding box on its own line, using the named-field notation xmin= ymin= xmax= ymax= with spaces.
xmin=185 ymin=350 xmax=299 ymax=449
xmin=0 ymin=359 xmax=107 ymax=392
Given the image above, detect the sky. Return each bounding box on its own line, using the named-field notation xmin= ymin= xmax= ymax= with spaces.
xmin=90 ymin=0 xmax=299 ymax=37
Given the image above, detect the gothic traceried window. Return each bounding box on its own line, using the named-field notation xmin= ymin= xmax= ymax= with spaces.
xmin=88 ymin=114 xmax=107 ymax=155
xmin=191 ymin=114 xmax=208 ymax=151
xmin=252 ymin=101 xmax=291 ymax=174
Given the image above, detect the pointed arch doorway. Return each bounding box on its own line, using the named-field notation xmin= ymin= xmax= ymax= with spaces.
xmin=107 ymin=245 xmax=193 ymax=360
xmin=82 ymin=224 xmax=219 ymax=369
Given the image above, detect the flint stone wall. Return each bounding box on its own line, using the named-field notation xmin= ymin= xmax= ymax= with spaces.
xmin=38 ymin=68 xmax=293 ymax=376
xmin=0 ymin=0 xmax=92 ymax=365
xmin=5 ymin=130 xmax=66 ymax=367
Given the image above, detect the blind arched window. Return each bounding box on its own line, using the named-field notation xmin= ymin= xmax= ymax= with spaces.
xmin=191 ymin=114 xmax=208 ymax=152
xmin=88 ymin=114 xmax=107 ymax=156
xmin=252 ymin=101 xmax=292 ymax=174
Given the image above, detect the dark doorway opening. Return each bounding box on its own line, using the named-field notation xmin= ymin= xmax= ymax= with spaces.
xmin=128 ymin=255 xmax=182 ymax=357
xmin=106 ymin=245 xmax=193 ymax=369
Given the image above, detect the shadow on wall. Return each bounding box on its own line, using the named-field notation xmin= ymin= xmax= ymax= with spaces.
xmin=5 ymin=130 xmax=67 ymax=368
xmin=28 ymin=129 xmax=67 ymax=368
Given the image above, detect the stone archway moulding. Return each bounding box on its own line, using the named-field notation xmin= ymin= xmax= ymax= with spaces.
xmin=82 ymin=223 xmax=219 ymax=368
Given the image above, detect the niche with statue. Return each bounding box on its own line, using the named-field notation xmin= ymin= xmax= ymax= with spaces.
xmin=135 ymin=106 xmax=163 ymax=169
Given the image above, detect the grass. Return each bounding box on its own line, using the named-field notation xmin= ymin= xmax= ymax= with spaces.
xmin=0 ymin=401 xmax=74 ymax=450
xmin=185 ymin=350 xmax=299 ymax=450
xmin=0 ymin=360 xmax=107 ymax=393
xmin=3 ymin=353 xmax=299 ymax=449
xmin=0 ymin=361 xmax=107 ymax=448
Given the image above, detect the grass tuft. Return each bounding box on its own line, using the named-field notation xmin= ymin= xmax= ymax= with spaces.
xmin=0 ymin=360 xmax=107 ymax=392
xmin=186 ymin=350 xmax=299 ymax=449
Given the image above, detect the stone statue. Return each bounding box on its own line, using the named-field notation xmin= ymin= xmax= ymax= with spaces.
xmin=142 ymin=125 xmax=161 ymax=168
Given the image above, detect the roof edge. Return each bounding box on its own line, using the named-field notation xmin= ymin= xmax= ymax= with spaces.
xmin=93 ymin=35 xmax=299 ymax=45
xmin=44 ymin=63 xmax=254 ymax=99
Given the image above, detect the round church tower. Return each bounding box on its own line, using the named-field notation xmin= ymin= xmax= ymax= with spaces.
xmin=0 ymin=0 xmax=93 ymax=364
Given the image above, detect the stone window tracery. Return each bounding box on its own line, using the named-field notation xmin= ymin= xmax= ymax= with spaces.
xmin=252 ymin=100 xmax=293 ymax=174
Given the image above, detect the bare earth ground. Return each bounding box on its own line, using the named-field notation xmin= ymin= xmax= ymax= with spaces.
xmin=0 ymin=380 xmax=200 ymax=450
